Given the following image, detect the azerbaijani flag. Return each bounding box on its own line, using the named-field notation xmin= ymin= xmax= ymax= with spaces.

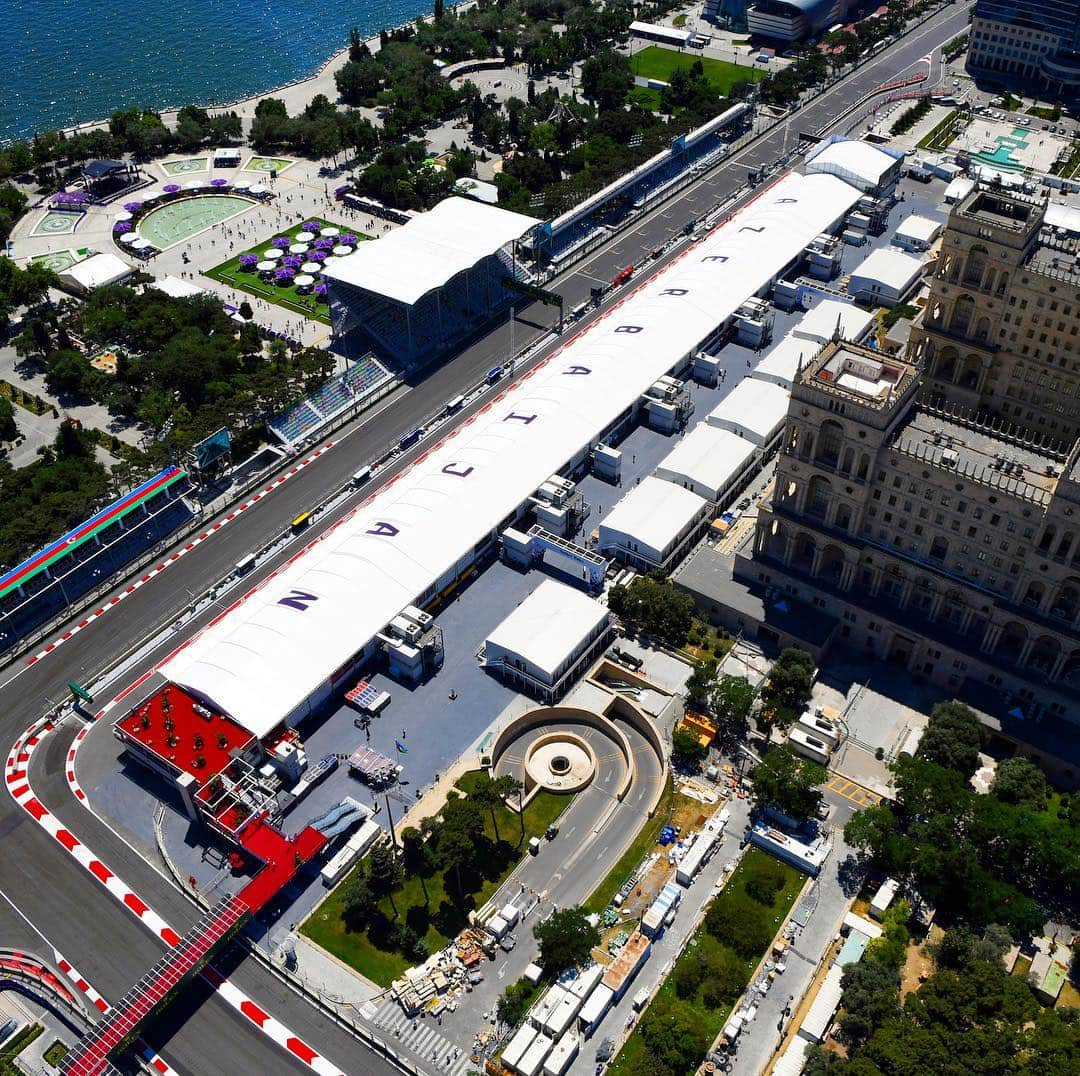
xmin=395 ymin=740 xmax=408 ymax=753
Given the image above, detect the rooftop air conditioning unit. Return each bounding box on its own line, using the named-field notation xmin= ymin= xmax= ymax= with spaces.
xmin=941 ymin=448 xmax=959 ymax=468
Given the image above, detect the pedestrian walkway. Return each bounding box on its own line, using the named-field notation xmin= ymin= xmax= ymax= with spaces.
xmin=366 ymin=996 xmax=474 ymax=1076
xmin=825 ymin=773 xmax=882 ymax=807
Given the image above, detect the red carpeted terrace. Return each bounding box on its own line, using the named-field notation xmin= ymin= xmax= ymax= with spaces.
xmin=235 ymin=814 xmax=327 ymax=914
xmin=116 ymin=685 xmax=255 ymax=785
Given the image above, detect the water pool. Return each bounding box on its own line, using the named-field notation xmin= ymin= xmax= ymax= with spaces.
xmin=31 ymin=211 xmax=81 ymax=236
xmin=138 ymin=194 xmax=253 ymax=248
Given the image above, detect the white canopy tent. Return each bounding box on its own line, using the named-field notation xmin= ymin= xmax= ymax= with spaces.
xmin=654 ymin=423 xmax=757 ymax=503
xmin=59 ymin=252 xmax=133 ymax=295
xmin=792 ymin=298 xmax=875 ymax=345
xmin=707 ymin=379 xmax=791 ymax=448
xmin=162 ymin=172 xmax=863 ymax=737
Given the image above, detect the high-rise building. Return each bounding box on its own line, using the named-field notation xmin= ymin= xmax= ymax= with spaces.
xmin=967 ymin=0 xmax=1080 ymax=89
xmin=675 ymin=186 xmax=1080 ymax=781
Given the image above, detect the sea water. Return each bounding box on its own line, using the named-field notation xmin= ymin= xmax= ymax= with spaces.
xmin=2 ymin=0 xmax=430 ymax=142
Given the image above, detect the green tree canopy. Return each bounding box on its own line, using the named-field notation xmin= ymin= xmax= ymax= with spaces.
xmin=989 ymin=756 xmax=1048 ymax=810
xmin=532 ymin=907 xmax=598 ymax=974
xmin=751 ymin=744 xmax=825 ymax=820
xmin=917 ymin=700 xmax=984 ymax=779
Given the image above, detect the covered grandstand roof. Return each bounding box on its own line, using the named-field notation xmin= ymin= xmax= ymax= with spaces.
xmin=322 ymin=196 xmax=538 ymax=305
xmin=162 ymin=172 xmax=863 ymax=737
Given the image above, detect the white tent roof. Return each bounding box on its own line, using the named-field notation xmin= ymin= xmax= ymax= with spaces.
xmin=1045 ymin=200 xmax=1080 ymax=236
xmin=707 ymin=379 xmax=791 ymax=445
xmin=751 ymin=333 xmax=817 ymax=390
xmin=792 ymin=299 xmax=874 ymax=344
xmin=655 ymin=423 xmax=756 ymax=498
xmin=806 ymin=138 xmax=901 ymax=191
xmin=485 ymin=580 xmax=607 ymax=680
xmin=162 ymin=172 xmax=862 ymax=736
xmin=944 ymin=176 xmax=975 ymax=204
xmin=599 ymin=477 xmax=707 ymax=553
xmin=894 ymin=214 xmax=942 ymax=244
xmin=848 ymin=248 xmax=924 ymax=294
xmin=321 ymin=196 xmax=538 ymax=305
xmin=149 ymin=275 xmax=205 ymax=299
xmin=60 ymin=252 xmax=132 ymax=292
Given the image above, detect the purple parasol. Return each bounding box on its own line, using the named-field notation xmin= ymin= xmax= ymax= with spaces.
xmin=307 ymin=249 xmax=328 ymax=263
xmin=313 ymin=236 xmax=334 ymax=250
xmin=163 ymin=183 xmax=181 ymax=194
xmin=123 ymin=201 xmax=142 ymax=212
xmin=113 ymin=220 xmax=133 ymax=234
xmin=340 ymin=233 xmax=358 ymax=246
xmin=282 ymin=254 xmax=303 ymax=268
xmin=314 ymin=282 xmax=328 ymax=298
xmin=271 ymin=236 xmax=291 ymax=250
xmin=239 ymin=253 xmax=259 ymax=269
xmin=210 ymin=177 xmax=229 ymax=188
xmin=301 ymin=220 xmax=321 ymax=233
xmin=275 ymin=267 xmax=296 ymax=283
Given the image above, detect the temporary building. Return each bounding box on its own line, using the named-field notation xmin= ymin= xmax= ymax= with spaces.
xmin=892 ymin=214 xmax=943 ymax=253
xmin=791 ymin=299 xmax=875 ymax=345
xmin=322 ymin=197 xmax=538 ymax=306
xmin=149 ymin=275 xmax=205 ymax=299
xmin=484 ymin=579 xmax=609 ymax=691
xmin=870 ymin=877 xmax=901 ymax=919
xmin=577 ymin=984 xmax=614 ymax=1036
xmin=542 ymin=1034 xmax=579 ymax=1076
xmin=772 ymin=1033 xmax=811 ymax=1076
xmin=502 ymin=1024 xmax=538 ymax=1072
xmin=654 ymin=422 xmax=758 ymax=503
xmin=799 ymin=963 xmax=844 ymax=1043
xmin=846 ymin=248 xmax=923 ymax=306
xmin=59 ymin=252 xmax=133 ymax=295
xmin=943 ymin=176 xmax=975 ymax=205
xmin=706 ymin=379 xmax=791 ymax=449
xmin=517 ymin=1032 xmax=554 ymax=1076
xmin=751 ymin=333 xmax=818 ymax=390
xmin=160 ymin=172 xmax=863 ymax=740
xmin=598 ymin=477 xmax=708 ymax=571
xmin=568 ymin=964 xmax=604 ymax=1001
xmin=804 ymin=137 xmax=904 ymax=194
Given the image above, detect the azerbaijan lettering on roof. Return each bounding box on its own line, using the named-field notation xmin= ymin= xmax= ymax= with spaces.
xmin=0 ymin=466 xmax=187 ymax=601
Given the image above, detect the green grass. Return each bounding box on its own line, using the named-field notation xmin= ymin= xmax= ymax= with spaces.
xmin=1027 ymin=105 xmax=1061 ymax=121
xmin=631 ymin=46 xmax=765 ymax=94
xmin=301 ymin=771 xmax=571 ymax=987
xmin=584 ymin=775 xmax=674 ymax=915
xmin=609 ymin=849 xmax=804 ymax=1076
xmin=672 ymin=13 xmax=687 ymax=26
xmin=42 ymin=1040 xmax=68 ymax=1066
xmin=204 ymin=216 xmax=368 ymax=324
xmin=628 ymin=86 xmax=664 ymax=112
xmin=918 ymin=108 xmax=964 ymax=152
xmin=0 ymin=1024 xmax=42 ymax=1060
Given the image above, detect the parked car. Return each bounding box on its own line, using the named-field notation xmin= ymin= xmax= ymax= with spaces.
xmin=611 ymin=646 xmax=643 ymax=671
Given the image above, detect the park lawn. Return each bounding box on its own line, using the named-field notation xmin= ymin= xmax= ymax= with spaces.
xmin=631 ymin=46 xmax=765 ymax=94
xmin=301 ymin=772 xmax=571 ymax=986
xmin=609 ymin=848 xmax=805 ymax=1076
xmin=628 ymin=86 xmax=664 ymax=112
xmin=585 ymin=775 xmax=674 ymax=914
xmin=42 ymin=1041 xmax=68 ymax=1067
xmin=204 ymin=216 xmax=370 ymax=325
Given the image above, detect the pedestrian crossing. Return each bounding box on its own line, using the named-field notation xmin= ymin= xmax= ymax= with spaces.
xmin=826 ymin=773 xmax=883 ymax=807
xmin=367 ymin=996 xmax=475 ymax=1076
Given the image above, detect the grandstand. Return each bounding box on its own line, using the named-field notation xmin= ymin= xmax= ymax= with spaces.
xmin=323 ymin=197 xmax=539 ymax=366
xmin=0 ymin=467 xmax=192 ymax=653
xmin=532 ymin=103 xmax=751 ymax=265
xmin=268 ymin=354 xmax=393 ymax=448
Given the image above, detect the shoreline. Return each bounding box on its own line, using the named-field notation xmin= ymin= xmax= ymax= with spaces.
xmin=32 ymin=0 xmax=475 ymax=145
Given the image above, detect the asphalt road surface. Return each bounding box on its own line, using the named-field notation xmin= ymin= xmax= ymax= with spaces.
xmin=0 ymin=6 xmax=972 ymax=1073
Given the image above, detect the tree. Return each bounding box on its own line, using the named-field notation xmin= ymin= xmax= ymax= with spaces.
xmin=712 ymin=675 xmax=754 ymax=740
xmin=437 ymin=825 xmax=477 ymax=903
xmin=532 ymin=907 xmax=598 ymax=974
xmin=469 ymin=773 xmax=506 ymax=843
xmin=0 ymin=396 xmax=15 ymax=442
xmin=917 ymin=700 xmax=983 ymax=779
xmin=638 ymin=996 xmax=710 ymax=1075
xmin=836 ymin=955 xmax=900 ymax=1048
xmin=672 ymin=726 xmax=707 ymax=764
xmin=497 ymin=978 xmax=535 ymax=1026
xmin=342 ymin=871 xmax=377 ymax=926
xmin=238 ymin=300 xmax=253 ymax=321
xmin=990 ymin=756 xmax=1047 ymax=810
xmin=763 ymin=648 xmax=815 ymax=712
xmin=751 ymin=745 xmax=825 ymax=820
xmin=684 ymin=658 xmax=717 ymax=709
xmin=368 ymin=842 xmax=402 ymax=915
